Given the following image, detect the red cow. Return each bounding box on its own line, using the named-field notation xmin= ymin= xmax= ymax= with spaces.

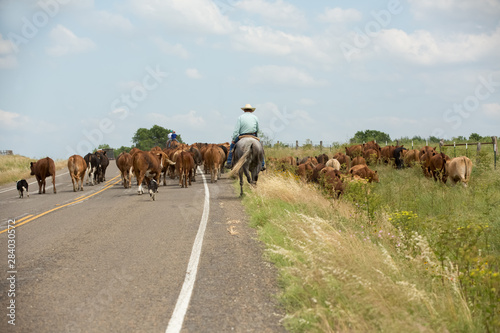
xmin=349 ymin=165 xmax=379 ymax=183
xmin=176 ymin=151 xmax=195 ymax=188
xmin=30 ymin=157 xmax=57 ymax=194
xmin=116 ymin=152 xmax=133 ymax=188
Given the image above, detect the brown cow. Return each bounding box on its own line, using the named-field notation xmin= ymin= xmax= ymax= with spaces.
xmin=345 ymin=144 xmax=363 ymax=158
xmin=67 ymin=155 xmax=87 ymax=192
xmin=363 ymin=148 xmax=380 ymax=165
xmin=133 ymin=151 xmax=171 ymax=194
xmin=363 ymin=140 xmax=381 ymax=153
xmin=404 ymin=149 xmax=420 ymax=167
xmin=380 ymin=145 xmax=402 ymax=165
xmin=116 ymin=152 xmax=133 ymax=188
xmin=316 ymin=153 xmax=329 ymax=164
xmin=321 ymin=169 xmax=344 ymax=198
xmin=351 ymin=156 xmax=367 ymax=167
xmin=310 ymin=163 xmax=326 ymax=183
xmin=349 ymin=165 xmax=379 ymax=183
xmin=429 ymin=152 xmax=450 ymax=183
xmin=297 ymin=162 xmax=314 ymax=182
xmin=176 ymin=151 xmax=195 ymax=188
xmin=204 ymin=145 xmax=224 ymax=183
xmin=30 ymin=157 xmax=57 ymax=194
xmin=419 ymin=146 xmax=437 ymax=159
xmin=446 ymin=156 xmax=473 ymax=187
xmin=333 ymin=152 xmax=351 ymax=171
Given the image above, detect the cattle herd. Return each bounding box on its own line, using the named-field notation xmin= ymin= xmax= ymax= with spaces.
xmin=20 ymin=140 xmax=473 ymax=200
xmin=269 ymin=140 xmax=473 ymax=198
xmin=20 ymin=142 xmax=230 ymax=200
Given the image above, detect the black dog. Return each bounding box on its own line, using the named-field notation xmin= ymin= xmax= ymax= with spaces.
xmin=16 ymin=179 xmax=29 ymax=198
xmin=148 ymin=179 xmax=158 ymax=201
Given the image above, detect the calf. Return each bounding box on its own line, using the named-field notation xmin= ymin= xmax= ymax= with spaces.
xmin=148 ymin=179 xmax=159 ymax=201
xmin=30 ymin=157 xmax=57 ymax=194
xmin=16 ymin=179 xmax=29 ymax=198
xmin=325 ymin=158 xmax=341 ymax=171
xmin=68 ymin=155 xmax=87 ymax=192
xmin=351 ymin=156 xmax=367 ymax=167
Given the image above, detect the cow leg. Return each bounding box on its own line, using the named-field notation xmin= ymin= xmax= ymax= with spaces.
xmin=137 ymin=172 xmax=145 ymax=194
xmin=37 ymin=176 xmax=42 ymax=194
xmin=71 ymin=176 xmax=77 ymax=192
xmin=42 ymin=178 xmax=46 ymax=194
xmin=187 ymin=170 xmax=192 ymax=186
xmin=52 ymin=174 xmax=56 ymax=193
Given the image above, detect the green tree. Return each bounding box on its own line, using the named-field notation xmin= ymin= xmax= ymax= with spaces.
xmin=469 ymin=133 xmax=482 ymax=142
xmin=132 ymin=125 xmax=183 ymax=151
xmin=114 ymin=146 xmax=131 ymax=156
xmin=350 ymin=130 xmax=391 ymax=144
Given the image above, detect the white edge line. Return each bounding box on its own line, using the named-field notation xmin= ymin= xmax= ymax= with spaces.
xmin=0 ymin=171 xmax=70 ymax=194
xmin=166 ymin=166 xmax=210 ymax=333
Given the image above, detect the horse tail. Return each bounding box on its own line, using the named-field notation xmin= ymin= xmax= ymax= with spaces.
xmin=228 ymin=143 xmax=252 ymax=178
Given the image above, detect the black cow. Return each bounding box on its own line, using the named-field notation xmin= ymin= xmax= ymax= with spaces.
xmin=84 ymin=152 xmax=101 ymax=185
xmin=393 ymin=147 xmax=408 ymax=169
xmin=96 ymin=150 xmax=109 ymax=182
xmin=16 ymin=179 xmax=29 ymax=198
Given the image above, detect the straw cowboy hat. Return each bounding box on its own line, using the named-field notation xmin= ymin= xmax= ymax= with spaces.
xmin=241 ymin=104 xmax=256 ymax=111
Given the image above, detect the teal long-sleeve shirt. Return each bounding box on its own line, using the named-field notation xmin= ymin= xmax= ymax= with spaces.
xmin=231 ymin=112 xmax=259 ymax=142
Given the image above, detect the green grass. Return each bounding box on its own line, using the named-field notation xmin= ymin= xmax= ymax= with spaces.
xmin=238 ymin=145 xmax=499 ymax=332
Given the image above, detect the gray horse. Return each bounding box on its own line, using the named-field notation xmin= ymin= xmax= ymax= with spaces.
xmin=228 ymin=137 xmax=264 ymax=196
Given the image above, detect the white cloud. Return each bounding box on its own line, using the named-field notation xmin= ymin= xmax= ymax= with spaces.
xmin=299 ymin=98 xmax=316 ymax=106
xmin=0 ymin=33 xmax=17 ymax=69
xmin=46 ymin=25 xmax=96 ymax=57
xmin=319 ymin=7 xmax=362 ymax=23
xmin=372 ymin=27 xmax=500 ymax=65
xmin=249 ymin=65 xmax=327 ymax=87
xmin=151 ymin=37 xmax=190 ymax=59
xmin=186 ymin=68 xmax=202 ymax=79
xmin=0 ymin=110 xmax=28 ymax=129
xmin=129 ymin=0 xmax=233 ymax=35
xmin=408 ymin=0 xmax=500 ymax=32
xmin=232 ymin=26 xmax=331 ymax=66
xmin=482 ymin=103 xmax=500 ymax=119
xmin=236 ymin=0 xmax=307 ymax=29
xmin=91 ymin=11 xmax=134 ymax=32
xmin=147 ymin=110 xmax=206 ymax=129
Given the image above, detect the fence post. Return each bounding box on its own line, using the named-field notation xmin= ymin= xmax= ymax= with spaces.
xmin=493 ymin=136 xmax=498 ymax=170
xmin=296 ymin=140 xmax=298 ymax=150
xmin=477 ymin=142 xmax=481 ymax=165
xmin=454 ymin=142 xmax=456 ymax=157
xmin=320 ymin=141 xmax=323 ymax=151
xmin=466 ymin=143 xmax=468 ymax=158
xmin=411 ymin=141 xmax=414 ymax=150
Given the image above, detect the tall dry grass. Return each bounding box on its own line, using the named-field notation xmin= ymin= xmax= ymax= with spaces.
xmin=0 ymin=155 xmax=67 ymax=186
xmin=242 ymin=171 xmax=478 ymax=332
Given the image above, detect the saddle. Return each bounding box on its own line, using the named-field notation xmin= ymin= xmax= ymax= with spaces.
xmin=238 ymin=135 xmax=260 ymax=141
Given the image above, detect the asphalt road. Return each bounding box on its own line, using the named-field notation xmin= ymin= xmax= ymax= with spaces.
xmin=0 ymin=163 xmax=285 ymax=332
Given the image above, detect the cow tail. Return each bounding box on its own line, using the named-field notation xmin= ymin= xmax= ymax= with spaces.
xmin=464 ymin=157 xmax=471 ymax=183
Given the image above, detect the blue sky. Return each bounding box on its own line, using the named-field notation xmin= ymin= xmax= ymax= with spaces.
xmin=1 ymin=0 xmax=499 ymax=159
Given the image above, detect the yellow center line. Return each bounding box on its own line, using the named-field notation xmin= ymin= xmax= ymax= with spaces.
xmin=16 ymin=215 xmax=34 ymax=223
xmin=0 ymin=175 xmax=121 ymax=234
